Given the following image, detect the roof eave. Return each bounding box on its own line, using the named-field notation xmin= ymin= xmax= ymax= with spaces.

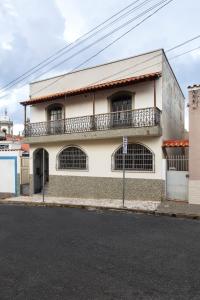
xmin=20 ymin=72 xmax=161 ymax=106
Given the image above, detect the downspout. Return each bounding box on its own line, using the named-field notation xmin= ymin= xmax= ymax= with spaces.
xmin=64 ymin=94 xmax=66 ymax=133
xmin=92 ymin=92 xmax=96 ymax=130
xmin=153 ymin=79 xmax=157 ymax=108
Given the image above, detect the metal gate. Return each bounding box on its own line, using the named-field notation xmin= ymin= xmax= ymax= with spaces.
xmin=166 ymin=155 xmax=189 ymax=201
xmin=0 ymin=156 xmax=17 ymax=197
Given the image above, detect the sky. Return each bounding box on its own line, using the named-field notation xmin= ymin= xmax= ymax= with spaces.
xmin=0 ymin=0 xmax=199 ymax=134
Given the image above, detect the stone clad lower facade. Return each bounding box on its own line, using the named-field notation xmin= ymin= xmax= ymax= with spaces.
xmin=46 ymin=176 xmax=164 ymax=201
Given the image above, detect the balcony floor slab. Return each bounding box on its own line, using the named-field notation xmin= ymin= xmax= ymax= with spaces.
xmin=24 ymin=126 xmax=162 ymax=144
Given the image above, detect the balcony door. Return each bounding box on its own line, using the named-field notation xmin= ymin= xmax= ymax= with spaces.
xmin=111 ymin=93 xmax=132 ymax=127
xmin=47 ymin=104 xmax=63 ymax=134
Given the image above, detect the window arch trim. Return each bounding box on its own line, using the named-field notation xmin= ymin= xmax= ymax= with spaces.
xmin=57 ymin=145 xmax=88 ymax=171
xmin=112 ymin=143 xmax=155 ymax=172
xmin=107 ymin=90 xmax=134 ymax=101
xmin=46 ymin=103 xmax=64 ymax=121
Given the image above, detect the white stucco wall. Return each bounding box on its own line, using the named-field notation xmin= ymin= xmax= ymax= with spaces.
xmin=29 ymin=137 xmax=164 ymax=180
xmin=30 ymin=79 xmax=162 ymax=123
xmin=30 ymin=49 xmax=163 ymax=98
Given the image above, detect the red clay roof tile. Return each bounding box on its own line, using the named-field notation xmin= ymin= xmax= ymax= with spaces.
xmin=163 ymin=139 xmax=189 ymax=148
xmin=21 ymin=72 xmax=161 ymax=106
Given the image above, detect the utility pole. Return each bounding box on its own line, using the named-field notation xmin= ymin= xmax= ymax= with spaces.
xmin=42 ymin=149 xmax=45 ymax=203
xmin=122 ymin=136 xmax=128 ymax=207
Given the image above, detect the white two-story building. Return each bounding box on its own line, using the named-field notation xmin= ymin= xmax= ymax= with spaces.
xmin=21 ymin=49 xmax=184 ymax=202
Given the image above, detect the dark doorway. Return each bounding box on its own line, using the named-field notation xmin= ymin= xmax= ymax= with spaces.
xmin=33 ymin=149 xmax=49 ymax=194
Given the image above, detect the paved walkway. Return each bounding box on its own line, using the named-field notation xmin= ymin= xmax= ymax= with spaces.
xmin=0 ymin=195 xmax=160 ymax=211
xmin=157 ymin=200 xmax=200 ymax=218
xmin=1 ymin=196 xmax=200 ymax=219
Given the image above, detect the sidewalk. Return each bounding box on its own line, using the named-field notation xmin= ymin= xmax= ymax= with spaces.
xmin=0 ymin=195 xmax=160 ymax=211
xmin=1 ymin=195 xmax=200 ymax=219
xmin=156 ymin=200 xmax=200 ymax=219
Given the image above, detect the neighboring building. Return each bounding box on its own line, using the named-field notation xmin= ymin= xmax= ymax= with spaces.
xmin=0 ymin=109 xmax=30 ymax=197
xmin=21 ymin=49 xmax=185 ymax=202
xmin=188 ymin=84 xmax=200 ymax=204
xmin=0 ymin=150 xmax=22 ymax=198
xmin=0 ymin=131 xmax=5 ymax=141
xmin=0 ymin=135 xmax=30 ymax=197
xmin=0 ymin=134 xmax=29 ymax=156
xmin=0 ymin=109 xmax=13 ymax=135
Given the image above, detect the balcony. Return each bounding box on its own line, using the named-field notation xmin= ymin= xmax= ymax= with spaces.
xmin=24 ymin=107 xmax=162 ymax=143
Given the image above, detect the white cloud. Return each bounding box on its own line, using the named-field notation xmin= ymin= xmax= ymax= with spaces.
xmin=13 ymin=123 xmax=24 ymax=135
xmin=191 ymin=49 xmax=200 ymax=60
xmin=0 ymin=85 xmax=28 ymax=124
xmin=1 ymin=41 xmax=13 ymax=50
xmin=0 ymin=0 xmax=200 ymax=131
xmin=55 ymin=0 xmax=87 ymax=43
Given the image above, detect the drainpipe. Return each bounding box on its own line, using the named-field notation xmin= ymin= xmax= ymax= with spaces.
xmin=92 ymin=92 xmax=96 ymax=130
xmin=153 ymin=79 xmax=157 ymax=126
xmin=153 ymin=79 xmax=157 ymax=108
xmin=64 ymin=94 xmax=66 ymax=133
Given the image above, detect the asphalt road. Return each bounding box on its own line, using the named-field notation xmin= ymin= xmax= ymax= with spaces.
xmin=0 ymin=205 xmax=200 ymax=300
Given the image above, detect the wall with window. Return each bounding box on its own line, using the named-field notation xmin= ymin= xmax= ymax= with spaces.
xmin=30 ymin=79 xmax=162 ymax=123
xmin=29 ymin=137 xmax=165 ymax=180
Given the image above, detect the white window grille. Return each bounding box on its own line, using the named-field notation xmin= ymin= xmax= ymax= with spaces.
xmin=113 ymin=143 xmax=154 ymax=171
xmin=58 ymin=147 xmax=87 ymax=170
xmin=167 ymin=155 xmax=188 ymax=171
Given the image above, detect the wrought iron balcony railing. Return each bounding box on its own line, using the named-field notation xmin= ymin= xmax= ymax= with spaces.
xmin=24 ymin=107 xmax=161 ymax=137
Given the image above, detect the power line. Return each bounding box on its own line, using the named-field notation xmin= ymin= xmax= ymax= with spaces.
xmin=98 ymin=46 xmax=200 ymax=84
xmin=0 ymin=0 xmax=165 ymax=95
xmin=1 ymin=37 xmax=199 ymax=102
xmin=0 ymin=0 xmax=152 ymax=92
xmin=2 ymin=2 xmax=199 ymax=101
xmin=167 ymin=35 xmax=200 ymax=52
xmin=81 ymin=36 xmax=200 ymax=87
xmin=169 ymin=45 xmax=200 ymax=60
xmin=15 ymin=45 xmax=199 ymax=104
xmin=31 ymin=0 xmax=173 ymax=97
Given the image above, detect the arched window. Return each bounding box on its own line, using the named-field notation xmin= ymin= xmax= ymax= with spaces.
xmin=113 ymin=143 xmax=154 ymax=171
xmin=58 ymin=146 xmax=87 ymax=170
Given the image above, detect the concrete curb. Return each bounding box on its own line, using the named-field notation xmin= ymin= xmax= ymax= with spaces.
xmin=0 ymin=200 xmax=200 ymax=220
